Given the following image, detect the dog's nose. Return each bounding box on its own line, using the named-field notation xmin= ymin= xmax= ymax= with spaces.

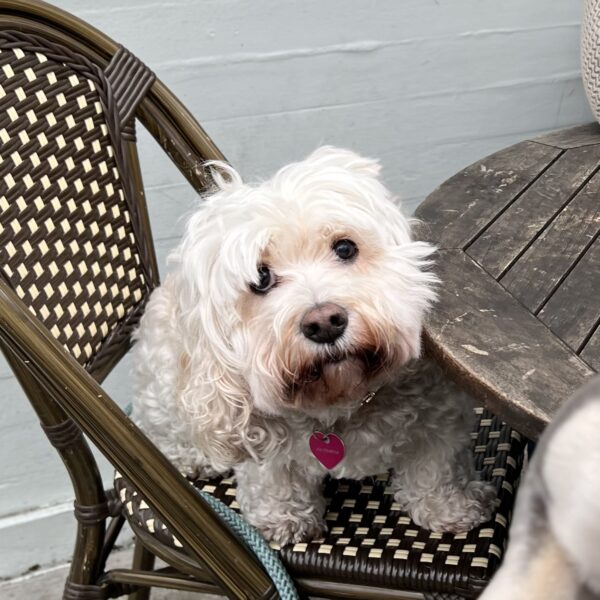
xmin=301 ymin=303 xmax=348 ymax=344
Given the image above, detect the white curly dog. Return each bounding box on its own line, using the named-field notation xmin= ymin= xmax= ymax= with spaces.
xmin=131 ymin=147 xmax=496 ymax=545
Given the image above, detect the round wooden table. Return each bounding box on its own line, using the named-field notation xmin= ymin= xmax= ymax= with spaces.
xmin=416 ymin=123 xmax=600 ymax=439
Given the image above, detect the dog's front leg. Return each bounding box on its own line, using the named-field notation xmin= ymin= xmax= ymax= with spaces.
xmin=234 ymin=460 xmax=326 ymax=545
xmin=391 ymin=441 xmax=497 ymax=534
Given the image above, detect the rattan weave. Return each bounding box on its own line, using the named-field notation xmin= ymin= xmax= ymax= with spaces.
xmin=115 ymin=407 xmax=525 ymax=598
xmin=0 ymin=33 xmax=155 ymax=373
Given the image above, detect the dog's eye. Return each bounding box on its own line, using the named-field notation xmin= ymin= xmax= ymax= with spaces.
xmin=250 ymin=264 xmax=276 ymax=294
xmin=333 ymin=239 xmax=358 ymax=261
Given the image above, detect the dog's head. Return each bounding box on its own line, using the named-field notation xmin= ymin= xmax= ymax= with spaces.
xmin=172 ymin=147 xmax=436 ymax=425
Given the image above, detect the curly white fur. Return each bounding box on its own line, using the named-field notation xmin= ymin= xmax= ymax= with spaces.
xmin=481 ymin=377 xmax=600 ymax=600
xmin=131 ymin=147 xmax=496 ymax=544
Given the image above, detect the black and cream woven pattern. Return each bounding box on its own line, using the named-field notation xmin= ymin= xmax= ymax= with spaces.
xmin=0 ymin=35 xmax=155 ymax=371
xmin=115 ymin=407 xmax=526 ymax=597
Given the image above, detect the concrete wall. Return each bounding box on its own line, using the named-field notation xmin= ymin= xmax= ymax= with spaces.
xmin=0 ymin=0 xmax=593 ymax=579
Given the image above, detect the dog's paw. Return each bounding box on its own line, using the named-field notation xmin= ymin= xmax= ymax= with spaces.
xmin=446 ymin=480 xmax=498 ymax=533
xmin=258 ymin=516 xmax=326 ymax=546
xmin=399 ymin=480 xmax=498 ymax=534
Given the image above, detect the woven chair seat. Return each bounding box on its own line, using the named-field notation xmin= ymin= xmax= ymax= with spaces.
xmin=115 ymin=407 xmax=525 ymax=598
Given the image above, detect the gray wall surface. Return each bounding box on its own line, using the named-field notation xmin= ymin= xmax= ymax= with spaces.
xmin=0 ymin=0 xmax=593 ymax=579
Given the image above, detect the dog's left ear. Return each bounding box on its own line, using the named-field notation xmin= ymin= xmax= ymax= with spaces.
xmin=305 ymin=146 xmax=381 ymax=178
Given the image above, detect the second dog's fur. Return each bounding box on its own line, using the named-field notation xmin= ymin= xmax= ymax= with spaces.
xmin=481 ymin=376 xmax=600 ymax=600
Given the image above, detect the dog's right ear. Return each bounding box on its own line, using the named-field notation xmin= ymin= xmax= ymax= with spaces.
xmin=305 ymin=146 xmax=382 ymax=178
xmin=166 ymin=172 xmax=271 ymax=471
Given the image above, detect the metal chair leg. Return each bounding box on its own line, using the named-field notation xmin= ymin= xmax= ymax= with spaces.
xmin=128 ymin=539 xmax=156 ymax=600
xmin=1 ymin=350 xmax=108 ymax=600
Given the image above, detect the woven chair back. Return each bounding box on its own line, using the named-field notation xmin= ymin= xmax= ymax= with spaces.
xmin=0 ymin=31 xmax=157 ymax=375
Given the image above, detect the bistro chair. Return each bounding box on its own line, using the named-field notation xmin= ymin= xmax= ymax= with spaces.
xmin=0 ymin=1 xmax=526 ymax=598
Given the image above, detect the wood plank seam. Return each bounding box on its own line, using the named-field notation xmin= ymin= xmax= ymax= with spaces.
xmin=576 ymin=314 xmax=600 ymax=355
xmin=495 ymin=268 xmax=600 ymax=362
xmin=533 ymin=140 xmax=571 ymax=149
xmin=531 ymin=139 xmax=600 ymax=150
xmin=529 ymin=123 xmax=600 ymax=149
xmin=466 ymin=150 xmax=600 ymax=278
xmin=580 ymin=329 xmax=600 ymax=371
xmin=475 ymin=257 xmax=600 ymax=372
xmin=498 ymin=171 xmax=600 ymax=314
xmin=466 ymin=145 xmax=600 ymax=279
xmin=461 ymin=145 xmax=565 ymax=251
xmin=492 ymin=160 xmax=600 ymax=282
xmin=493 ymin=273 xmax=595 ymax=357
xmin=527 ymin=205 xmax=600 ymax=318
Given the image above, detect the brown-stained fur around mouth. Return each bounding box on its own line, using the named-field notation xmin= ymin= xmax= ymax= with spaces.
xmin=286 ymin=346 xmax=388 ymax=404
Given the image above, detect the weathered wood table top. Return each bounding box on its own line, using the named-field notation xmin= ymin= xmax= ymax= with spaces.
xmin=416 ymin=123 xmax=600 ymax=439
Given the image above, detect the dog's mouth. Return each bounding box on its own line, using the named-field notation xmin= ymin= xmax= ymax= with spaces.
xmin=289 ymin=347 xmax=386 ymax=389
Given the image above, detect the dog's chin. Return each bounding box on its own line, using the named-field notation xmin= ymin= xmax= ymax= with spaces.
xmin=287 ymin=349 xmax=387 ymax=408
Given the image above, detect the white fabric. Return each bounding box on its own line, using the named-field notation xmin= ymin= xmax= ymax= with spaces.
xmin=581 ymin=0 xmax=600 ymax=122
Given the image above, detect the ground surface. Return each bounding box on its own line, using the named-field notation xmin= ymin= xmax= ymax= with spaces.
xmin=0 ymin=547 xmax=220 ymax=600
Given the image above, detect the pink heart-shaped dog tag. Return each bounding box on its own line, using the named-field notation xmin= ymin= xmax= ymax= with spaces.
xmin=309 ymin=431 xmax=345 ymax=470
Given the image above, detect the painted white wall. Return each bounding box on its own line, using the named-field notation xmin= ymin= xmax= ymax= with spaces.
xmin=0 ymin=0 xmax=593 ymax=579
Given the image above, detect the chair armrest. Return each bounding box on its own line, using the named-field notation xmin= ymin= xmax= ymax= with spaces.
xmin=139 ymin=81 xmax=227 ymax=193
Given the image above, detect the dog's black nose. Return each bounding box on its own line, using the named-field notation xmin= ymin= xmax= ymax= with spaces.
xmin=301 ymin=303 xmax=348 ymax=344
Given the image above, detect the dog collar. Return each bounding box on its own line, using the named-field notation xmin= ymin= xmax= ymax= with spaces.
xmin=360 ymin=389 xmax=378 ymax=406
xmin=309 ymin=386 xmax=382 ymax=470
